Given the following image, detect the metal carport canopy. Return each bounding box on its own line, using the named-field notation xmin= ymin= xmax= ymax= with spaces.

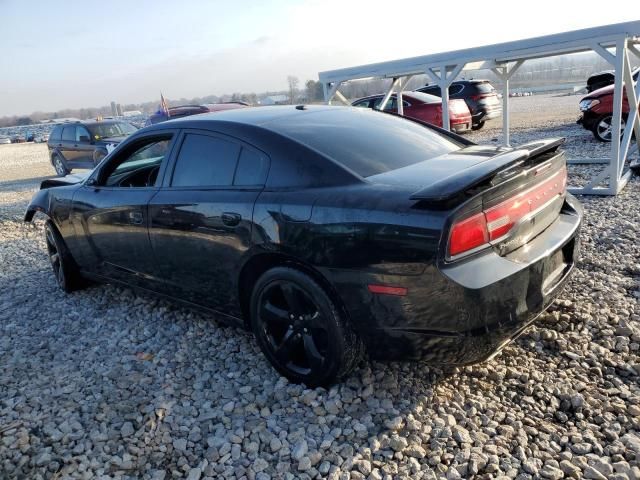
xmin=319 ymin=21 xmax=640 ymax=195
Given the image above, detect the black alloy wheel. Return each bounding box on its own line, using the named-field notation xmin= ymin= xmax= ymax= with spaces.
xmin=251 ymin=267 xmax=363 ymax=387
xmin=44 ymin=221 xmax=85 ymax=293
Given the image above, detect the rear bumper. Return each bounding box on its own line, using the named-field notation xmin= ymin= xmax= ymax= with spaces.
xmin=330 ymin=195 xmax=582 ymax=364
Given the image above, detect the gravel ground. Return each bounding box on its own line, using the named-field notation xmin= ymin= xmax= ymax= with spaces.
xmin=1 ymin=95 xmax=639 ymax=480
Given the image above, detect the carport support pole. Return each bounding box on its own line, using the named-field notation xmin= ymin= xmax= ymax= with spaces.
xmin=492 ymin=61 xmax=523 ymax=147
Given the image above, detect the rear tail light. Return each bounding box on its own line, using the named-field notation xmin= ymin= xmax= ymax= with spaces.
xmin=447 ymin=166 xmax=567 ymax=258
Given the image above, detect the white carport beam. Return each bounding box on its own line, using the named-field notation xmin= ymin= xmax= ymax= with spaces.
xmin=620 ymin=44 xmax=640 ymax=177
xmin=492 ymin=60 xmax=524 ymax=147
xmin=377 ymin=77 xmax=401 ymax=111
xmin=427 ymin=64 xmax=465 ymax=131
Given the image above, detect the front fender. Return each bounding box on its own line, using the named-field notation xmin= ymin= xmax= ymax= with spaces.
xmin=24 ymin=189 xmax=51 ymax=222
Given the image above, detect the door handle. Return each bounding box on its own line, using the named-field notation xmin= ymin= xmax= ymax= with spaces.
xmin=129 ymin=211 xmax=143 ymax=225
xmin=221 ymin=212 xmax=241 ymax=227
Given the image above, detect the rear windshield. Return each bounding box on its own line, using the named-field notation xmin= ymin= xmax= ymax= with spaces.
xmin=270 ymin=108 xmax=462 ymax=178
xmin=473 ymin=82 xmax=495 ymax=94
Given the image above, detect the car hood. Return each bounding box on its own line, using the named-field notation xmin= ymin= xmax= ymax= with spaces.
xmin=40 ymin=171 xmax=90 ymax=189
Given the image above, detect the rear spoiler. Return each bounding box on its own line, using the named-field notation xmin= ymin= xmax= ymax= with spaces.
xmin=410 ymin=137 xmax=565 ymax=202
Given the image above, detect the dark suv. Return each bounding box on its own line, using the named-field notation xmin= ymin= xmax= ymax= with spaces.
xmin=47 ymin=120 xmax=137 ymax=176
xmin=416 ymin=80 xmax=501 ymax=130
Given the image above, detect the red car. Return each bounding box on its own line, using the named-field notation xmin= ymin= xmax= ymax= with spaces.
xmin=578 ymin=84 xmax=636 ymax=142
xmin=352 ymin=91 xmax=472 ymax=133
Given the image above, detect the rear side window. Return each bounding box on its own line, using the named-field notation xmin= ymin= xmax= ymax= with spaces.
xmin=172 ymin=134 xmax=240 ymax=187
xmin=234 ymin=148 xmax=269 ymax=186
xmin=49 ymin=126 xmax=62 ymax=141
xmin=61 ymin=126 xmax=75 ymax=141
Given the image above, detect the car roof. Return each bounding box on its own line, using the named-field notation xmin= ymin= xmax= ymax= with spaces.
xmin=150 ymin=105 xmax=339 ymax=128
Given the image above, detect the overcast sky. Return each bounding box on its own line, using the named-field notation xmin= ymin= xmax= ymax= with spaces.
xmin=0 ymin=0 xmax=636 ymax=116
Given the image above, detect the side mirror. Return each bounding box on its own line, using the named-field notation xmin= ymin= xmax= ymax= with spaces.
xmin=85 ymin=178 xmax=97 ymax=187
xmin=79 ymin=135 xmax=91 ymax=143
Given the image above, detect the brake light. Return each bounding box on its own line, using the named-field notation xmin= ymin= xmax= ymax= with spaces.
xmin=448 ymin=166 xmax=567 ymax=258
xmin=449 ymin=212 xmax=489 ymax=257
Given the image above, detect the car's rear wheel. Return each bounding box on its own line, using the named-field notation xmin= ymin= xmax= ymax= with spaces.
xmin=250 ymin=267 xmax=363 ymax=387
xmin=52 ymin=153 xmax=69 ymax=176
xmin=471 ymin=121 xmax=485 ymax=131
xmin=592 ymin=114 xmax=626 ymax=142
xmin=44 ymin=221 xmax=86 ymax=293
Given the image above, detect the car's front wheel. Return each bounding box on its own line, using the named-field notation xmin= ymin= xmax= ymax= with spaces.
xmin=592 ymin=114 xmax=626 ymax=142
xmin=44 ymin=221 xmax=86 ymax=293
xmin=471 ymin=120 xmax=485 ymax=131
xmin=250 ymin=267 xmax=363 ymax=387
xmin=51 ymin=153 xmax=69 ymax=176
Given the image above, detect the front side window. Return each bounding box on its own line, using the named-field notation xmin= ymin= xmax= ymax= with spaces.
xmin=101 ymin=137 xmax=171 ymax=187
xmin=61 ymin=126 xmax=75 ymax=141
xmin=76 ymin=126 xmax=91 ymax=142
xmin=171 ymin=134 xmax=241 ymax=187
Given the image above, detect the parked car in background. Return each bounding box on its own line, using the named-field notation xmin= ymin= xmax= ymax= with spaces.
xmin=47 ymin=120 xmax=138 ymax=176
xmin=586 ymin=67 xmax=639 ymax=93
xmin=145 ymin=102 xmax=249 ymax=126
xmin=0 ymin=136 xmax=11 ymax=145
xmin=416 ymin=80 xmax=501 ymax=130
xmin=577 ymin=84 xmax=637 ymax=142
xmin=352 ymin=92 xmax=472 ymax=133
xmin=26 ymin=105 xmax=581 ymax=386
xmin=35 ymin=134 xmax=49 ymax=143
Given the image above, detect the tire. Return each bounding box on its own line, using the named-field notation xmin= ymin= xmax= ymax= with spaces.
xmin=592 ymin=114 xmax=626 ymax=142
xmin=250 ymin=267 xmax=363 ymax=387
xmin=471 ymin=121 xmax=485 ymax=131
xmin=51 ymin=153 xmax=69 ymax=177
xmin=44 ymin=221 xmax=86 ymax=293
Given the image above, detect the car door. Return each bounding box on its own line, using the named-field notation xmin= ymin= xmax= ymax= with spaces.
xmin=60 ymin=125 xmax=78 ymax=164
xmin=70 ymin=131 xmax=177 ymax=287
xmin=148 ymin=129 xmax=268 ymax=315
xmin=74 ymin=125 xmax=95 ymax=167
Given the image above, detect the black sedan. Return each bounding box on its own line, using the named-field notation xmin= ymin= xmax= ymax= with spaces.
xmin=25 ymin=106 xmax=582 ymax=386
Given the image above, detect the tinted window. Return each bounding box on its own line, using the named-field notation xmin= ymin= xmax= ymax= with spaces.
xmin=473 ymin=82 xmax=495 ymax=94
xmin=270 ymin=108 xmax=462 ymax=178
xmin=103 ymin=138 xmax=171 ymax=187
xmin=76 ymin=126 xmax=91 ymax=142
xmin=234 ymin=148 xmax=268 ymax=186
xmin=353 ymin=99 xmax=371 ymax=108
xmin=61 ymin=126 xmax=75 ymax=141
xmin=49 ymin=126 xmax=62 ymax=141
xmin=172 ymin=134 xmax=240 ymax=187
xmin=86 ymin=122 xmax=137 ymax=140
xmin=449 ymin=84 xmax=464 ymax=95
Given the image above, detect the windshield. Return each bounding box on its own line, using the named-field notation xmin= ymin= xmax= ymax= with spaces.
xmin=87 ymin=122 xmax=137 ymax=140
xmin=270 ymin=107 xmax=463 ymax=178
